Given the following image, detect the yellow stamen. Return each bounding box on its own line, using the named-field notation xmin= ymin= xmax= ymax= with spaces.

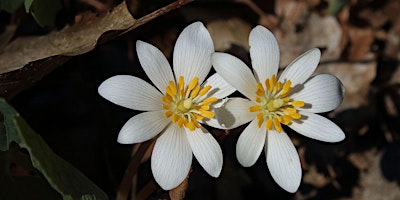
xmin=292 ymin=101 xmax=304 ymax=107
xmin=162 ymin=95 xmax=172 ymax=104
xmin=169 ymin=81 xmax=177 ymax=95
xmin=178 ymin=76 xmax=184 ymax=91
xmin=172 ymin=114 xmax=179 ymax=122
xmin=190 ymin=85 xmax=200 ymax=98
xmin=199 ymin=85 xmax=212 ymax=96
xmin=164 ymin=111 xmax=172 ymax=118
xmin=281 ymin=115 xmax=293 ymax=125
xmin=249 ymin=105 xmax=262 ymax=112
xmin=162 ymin=104 xmax=170 ymax=110
xmin=161 ymin=76 xmax=218 ymax=131
xmin=281 ymin=80 xmax=291 ymax=96
xmin=186 ymin=121 xmax=195 ymax=131
xmin=202 ymin=97 xmax=218 ymax=105
xmin=200 ymin=110 xmax=214 ymax=118
xmin=188 ymin=77 xmax=198 ymax=91
xmin=273 ymin=117 xmax=282 ymax=132
xmin=266 ymin=119 xmax=273 ymax=130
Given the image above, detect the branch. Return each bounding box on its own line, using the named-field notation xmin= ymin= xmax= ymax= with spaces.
xmin=0 ymin=0 xmax=194 ymax=100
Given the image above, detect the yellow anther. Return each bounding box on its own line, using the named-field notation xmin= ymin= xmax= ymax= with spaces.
xmin=178 ymin=76 xmax=184 ymax=91
xmin=266 ymin=119 xmax=273 ymax=130
xmin=186 ymin=121 xmax=195 ymax=131
xmin=281 ymin=80 xmax=291 ymax=96
xmin=256 ymin=83 xmax=265 ymax=96
xmin=292 ymin=101 xmax=304 ymax=107
xmin=249 ymin=105 xmax=262 ymax=112
xmin=190 ymin=85 xmax=200 ymax=98
xmin=162 ymin=104 xmax=170 ymax=110
xmin=202 ymin=97 xmax=218 ymax=105
xmin=269 ymin=75 xmax=277 ymax=89
xmin=166 ymin=86 xmax=174 ymax=97
xmin=255 ymin=97 xmax=262 ymax=103
xmin=172 ymin=114 xmax=180 ymax=122
xmin=257 ymin=118 xmax=263 ymax=127
xmin=169 ymin=81 xmax=177 ymax=95
xmin=284 ymin=107 xmax=297 ymax=115
xmin=290 ymin=112 xmax=302 ymax=119
xmin=281 ymin=115 xmax=293 ymax=125
xmin=256 ymin=112 xmax=264 ymax=120
xmin=193 ymin=119 xmax=200 ymax=128
xmin=200 ymin=110 xmax=215 ymax=118
xmin=164 ymin=111 xmax=172 ymax=118
xmin=199 ymin=85 xmax=212 ymax=96
xmin=200 ymin=105 xmax=210 ymax=111
xmin=162 ymin=95 xmax=172 ymax=104
xmin=193 ymin=113 xmax=204 ymax=120
xmin=275 ymin=82 xmax=282 ymax=92
xmin=273 ymin=117 xmax=282 ymax=132
xmin=178 ymin=118 xmax=185 ymax=128
xmin=188 ymin=77 xmax=199 ymax=91
xmin=282 ymin=97 xmax=290 ymax=102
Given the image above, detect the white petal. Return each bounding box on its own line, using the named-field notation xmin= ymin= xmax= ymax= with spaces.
xmin=117 ymin=110 xmax=170 ymax=144
xmin=236 ymin=119 xmax=266 ymax=167
xmin=199 ymin=73 xmax=236 ymax=101
xmin=266 ymin=130 xmax=301 ymax=193
xmin=136 ymin=41 xmax=175 ymax=94
xmin=278 ymin=48 xmax=321 ymax=87
xmin=249 ymin=25 xmax=280 ymax=82
xmin=212 ymin=52 xmax=258 ymax=101
xmin=98 ymin=75 xmax=162 ymax=111
xmin=186 ymin=126 xmax=223 ymax=177
xmin=290 ymin=74 xmax=345 ymax=113
xmin=173 ymin=22 xmax=214 ymax=85
xmin=151 ymin=124 xmax=192 ymax=190
xmin=288 ymin=111 xmax=345 ymax=143
xmin=203 ymin=97 xmax=256 ymax=129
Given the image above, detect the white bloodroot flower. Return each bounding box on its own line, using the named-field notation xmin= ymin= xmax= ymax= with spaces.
xmin=212 ymin=25 xmax=345 ymax=193
xmin=98 ymin=22 xmax=235 ymax=190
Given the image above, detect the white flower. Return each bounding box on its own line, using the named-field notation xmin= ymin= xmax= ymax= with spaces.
xmin=98 ymin=22 xmax=235 ymax=190
xmin=212 ymin=25 xmax=345 ymax=193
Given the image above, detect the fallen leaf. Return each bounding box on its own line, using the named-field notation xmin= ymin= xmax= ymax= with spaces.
xmin=0 ymin=1 xmax=135 ymax=74
xmin=207 ymin=18 xmax=251 ymax=52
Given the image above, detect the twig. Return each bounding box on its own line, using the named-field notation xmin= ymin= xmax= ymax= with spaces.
xmin=117 ymin=139 xmax=155 ymax=200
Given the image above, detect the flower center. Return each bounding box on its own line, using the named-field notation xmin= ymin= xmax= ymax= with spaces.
xmin=162 ymin=76 xmax=217 ymax=131
xmin=249 ymin=75 xmax=304 ymax=132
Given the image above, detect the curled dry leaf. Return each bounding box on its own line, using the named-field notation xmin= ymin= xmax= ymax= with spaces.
xmin=0 ymin=1 xmax=135 ymax=74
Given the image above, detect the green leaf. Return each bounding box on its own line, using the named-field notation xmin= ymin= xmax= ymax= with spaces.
xmin=0 ymin=0 xmax=24 ymax=13
xmin=328 ymin=0 xmax=350 ymax=16
xmin=0 ymin=98 xmax=108 ymax=200
xmin=24 ymin=0 xmax=62 ymax=27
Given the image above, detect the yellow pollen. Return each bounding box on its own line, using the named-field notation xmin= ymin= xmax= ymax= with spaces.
xmin=251 ymin=75 xmax=305 ymax=132
xmin=162 ymin=76 xmax=217 ymax=131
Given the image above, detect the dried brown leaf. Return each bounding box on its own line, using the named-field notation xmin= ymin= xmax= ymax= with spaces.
xmin=0 ymin=1 xmax=135 ymax=74
xmin=207 ymin=18 xmax=251 ymax=52
xmin=348 ymin=26 xmax=374 ymax=62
